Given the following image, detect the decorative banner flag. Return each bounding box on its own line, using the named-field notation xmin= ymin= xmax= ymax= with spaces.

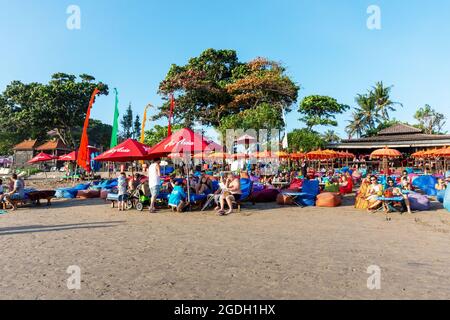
xmin=77 ymin=88 xmax=100 ymax=172
xmin=110 ymin=88 xmax=120 ymax=149
xmin=140 ymin=104 xmax=151 ymax=144
xmin=282 ymin=108 xmax=289 ymax=150
xmin=167 ymin=93 xmax=175 ymax=137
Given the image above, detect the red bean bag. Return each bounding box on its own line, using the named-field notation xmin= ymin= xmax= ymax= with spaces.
xmin=77 ymin=190 xmax=101 ymax=199
xmin=289 ymin=179 xmax=303 ymax=191
xmin=316 ymin=192 xmax=342 ymax=207
xmin=100 ymin=189 xmax=110 ymax=199
xmin=252 ymin=189 xmax=280 ymax=203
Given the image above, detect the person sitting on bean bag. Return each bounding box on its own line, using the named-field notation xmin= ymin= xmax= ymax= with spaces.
xmin=339 ymin=172 xmax=354 ymax=195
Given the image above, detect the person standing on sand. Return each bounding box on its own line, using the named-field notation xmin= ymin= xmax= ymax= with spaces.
xmin=117 ymin=172 xmax=128 ymax=212
xmin=148 ymin=158 xmax=161 ymax=213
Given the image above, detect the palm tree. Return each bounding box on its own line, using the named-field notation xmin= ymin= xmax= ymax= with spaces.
xmin=354 ymin=93 xmax=382 ymax=132
xmin=322 ymin=130 xmax=341 ymax=144
xmin=345 ymin=112 xmax=365 ymax=139
xmin=371 ymin=81 xmax=402 ymax=121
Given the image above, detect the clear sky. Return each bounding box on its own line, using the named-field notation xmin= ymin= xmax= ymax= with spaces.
xmin=1 ymin=0 xmax=450 ymax=138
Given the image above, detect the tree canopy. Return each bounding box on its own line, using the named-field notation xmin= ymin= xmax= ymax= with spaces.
xmin=0 ymin=73 xmax=108 ymax=148
xmin=156 ymin=49 xmax=299 ymax=129
xmin=288 ymin=129 xmax=325 ymax=152
xmin=414 ymin=104 xmax=447 ymax=134
xmin=298 ymin=95 xmax=349 ymax=130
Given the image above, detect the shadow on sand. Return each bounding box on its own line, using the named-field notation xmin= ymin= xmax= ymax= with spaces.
xmin=0 ymin=221 xmax=125 ymax=236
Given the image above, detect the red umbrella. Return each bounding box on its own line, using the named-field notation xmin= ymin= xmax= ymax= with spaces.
xmin=94 ymin=139 xmax=151 ymax=162
xmin=59 ymin=146 xmax=99 ymax=161
xmin=28 ymin=152 xmax=58 ymax=164
xmin=146 ymin=128 xmax=222 ymax=159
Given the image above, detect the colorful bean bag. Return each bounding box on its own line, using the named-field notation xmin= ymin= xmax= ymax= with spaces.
xmin=444 ymin=187 xmax=450 ymax=212
xmin=77 ymin=190 xmax=101 ymax=199
xmin=412 ymin=175 xmax=437 ymax=196
xmin=55 ymin=188 xmax=78 ymax=199
xmin=100 ymin=189 xmax=112 ymax=200
xmin=277 ymin=194 xmax=294 ymax=205
xmin=74 ymin=183 xmax=91 ymax=191
xmin=408 ymin=192 xmax=431 ymax=211
xmin=252 ymin=189 xmax=280 ymax=203
xmin=339 ymin=179 xmax=354 ymax=195
xmin=297 ymin=180 xmax=320 ymax=207
xmin=289 ymin=179 xmax=303 ymax=191
xmin=316 ymin=192 xmax=342 ymax=207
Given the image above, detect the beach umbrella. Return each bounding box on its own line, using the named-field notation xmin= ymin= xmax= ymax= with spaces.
xmin=28 ymin=152 xmax=58 ymax=164
xmin=370 ymin=147 xmax=402 ymax=159
xmin=436 ymin=147 xmax=450 ymax=157
xmin=236 ymin=134 xmax=257 ymax=145
xmin=306 ymin=150 xmax=334 ymax=160
xmin=94 ymin=139 xmax=151 ymax=162
xmin=250 ymin=151 xmax=272 ymax=159
xmin=273 ymin=151 xmax=290 ymax=159
xmin=59 ymin=146 xmax=99 ymax=161
xmin=146 ymin=128 xmax=222 ymax=159
xmin=146 ymin=128 xmax=223 ymax=205
xmin=370 ymin=147 xmax=402 ymax=173
xmin=290 ymin=152 xmax=305 ymax=159
xmin=412 ymin=150 xmax=426 ymax=159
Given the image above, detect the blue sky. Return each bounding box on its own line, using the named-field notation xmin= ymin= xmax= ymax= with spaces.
xmin=1 ymin=0 xmax=450 ymax=139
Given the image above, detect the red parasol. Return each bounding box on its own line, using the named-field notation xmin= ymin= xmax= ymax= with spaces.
xmin=94 ymin=139 xmax=151 ymax=162
xmin=146 ymin=128 xmax=222 ymax=159
xmin=59 ymin=146 xmax=99 ymax=161
xmin=28 ymin=152 xmax=58 ymax=164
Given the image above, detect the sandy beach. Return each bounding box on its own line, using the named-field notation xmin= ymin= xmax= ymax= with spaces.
xmin=1 ymin=195 xmax=449 ymax=300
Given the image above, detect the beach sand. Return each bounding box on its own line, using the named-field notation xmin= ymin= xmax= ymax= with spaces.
xmin=0 ymin=195 xmax=449 ymax=300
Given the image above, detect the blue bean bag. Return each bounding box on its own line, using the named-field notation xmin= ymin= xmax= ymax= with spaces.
xmin=412 ymin=175 xmax=437 ymax=196
xmin=240 ymin=178 xmax=253 ymax=202
xmin=408 ymin=192 xmax=431 ymax=211
xmin=443 ymin=187 xmax=450 ymax=212
xmin=73 ymin=183 xmax=91 ymax=191
xmin=297 ymin=180 xmax=320 ymax=207
xmin=55 ymin=188 xmax=78 ymax=199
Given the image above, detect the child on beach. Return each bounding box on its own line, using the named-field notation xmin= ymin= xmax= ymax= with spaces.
xmin=117 ymin=172 xmax=128 ymax=211
xmin=168 ymin=180 xmax=187 ymax=212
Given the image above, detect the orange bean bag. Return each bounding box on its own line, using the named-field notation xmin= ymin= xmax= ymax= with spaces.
xmin=316 ymin=192 xmax=342 ymax=207
xmin=77 ymin=190 xmax=101 ymax=199
xmin=277 ymin=194 xmax=294 ymax=205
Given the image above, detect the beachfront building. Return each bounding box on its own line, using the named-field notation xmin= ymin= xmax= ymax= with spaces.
xmin=330 ymin=124 xmax=450 ymax=156
xmin=12 ymin=139 xmax=38 ymax=168
xmin=35 ymin=139 xmax=70 ymax=169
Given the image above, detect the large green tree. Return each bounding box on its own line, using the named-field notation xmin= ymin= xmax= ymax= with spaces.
xmin=414 ymin=104 xmax=446 ymax=134
xmin=287 ymin=129 xmax=325 ymax=152
xmin=298 ymin=95 xmax=349 ymax=130
xmin=156 ymin=49 xmax=299 ymax=129
xmin=0 ymin=73 xmax=108 ymax=148
xmin=218 ymin=103 xmax=286 ymax=134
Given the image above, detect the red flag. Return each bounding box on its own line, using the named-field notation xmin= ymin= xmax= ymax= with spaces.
xmin=77 ymin=88 xmax=100 ymax=172
xmin=168 ymin=93 xmax=175 ymax=137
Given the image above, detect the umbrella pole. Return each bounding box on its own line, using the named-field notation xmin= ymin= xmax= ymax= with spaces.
xmin=186 ymin=156 xmax=191 ymax=212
